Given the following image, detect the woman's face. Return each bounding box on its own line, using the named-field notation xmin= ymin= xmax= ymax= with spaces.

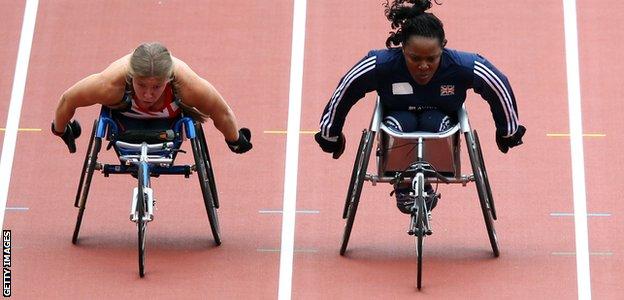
xmin=402 ymin=36 xmax=443 ymax=85
xmin=132 ymin=76 xmax=170 ymax=110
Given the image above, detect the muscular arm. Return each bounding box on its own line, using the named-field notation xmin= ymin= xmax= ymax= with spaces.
xmin=173 ymin=59 xmax=240 ymax=142
xmin=54 ymin=56 xmax=128 ymax=131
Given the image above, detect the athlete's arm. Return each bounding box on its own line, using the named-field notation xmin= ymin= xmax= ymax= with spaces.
xmin=173 ymin=58 xmax=240 ymax=142
xmin=54 ymin=56 xmax=128 ymax=130
xmin=318 ymin=53 xmax=378 ymax=140
xmin=471 ymin=54 xmax=521 ymax=137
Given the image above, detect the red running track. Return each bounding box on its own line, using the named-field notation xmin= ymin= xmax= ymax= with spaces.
xmin=1 ymin=0 xmax=623 ymax=299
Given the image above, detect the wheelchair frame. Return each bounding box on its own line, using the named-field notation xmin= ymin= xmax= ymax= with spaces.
xmin=71 ymin=106 xmax=221 ymax=276
xmin=339 ymin=98 xmax=499 ymax=288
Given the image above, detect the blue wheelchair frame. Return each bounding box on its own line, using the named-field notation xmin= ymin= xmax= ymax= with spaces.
xmin=96 ymin=107 xmax=195 ymax=176
xmin=71 ymin=106 xmax=222 ymax=254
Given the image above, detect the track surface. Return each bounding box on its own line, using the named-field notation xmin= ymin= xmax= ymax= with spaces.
xmin=1 ymin=0 xmax=622 ymax=299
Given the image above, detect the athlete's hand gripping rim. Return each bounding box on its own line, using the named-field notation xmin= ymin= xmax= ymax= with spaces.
xmin=52 ymin=120 xmax=82 ymax=153
xmin=226 ymin=128 xmax=252 ymax=154
xmin=496 ymin=125 xmax=526 ymax=153
xmin=314 ymin=132 xmax=346 ymax=159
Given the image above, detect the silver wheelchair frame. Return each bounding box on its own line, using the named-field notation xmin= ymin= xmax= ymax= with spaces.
xmin=339 ymin=97 xmax=499 ymax=289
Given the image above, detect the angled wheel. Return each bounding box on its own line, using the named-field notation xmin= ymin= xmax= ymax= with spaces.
xmin=466 ymin=130 xmax=499 ymax=257
xmin=195 ymin=123 xmax=220 ymax=209
xmin=137 ymin=163 xmax=149 ymax=278
xmin=340 ymin=130 xmax=375 ymax=255
xmin=342 ymin=130 xmax=369 ymax=219
xmin=191 ymin=134 xmax=221 ymax=245
xmin=473 ymin=130 xmax=497 ymax=220
xmin=72 ymin=120 xmax=102 ymax=244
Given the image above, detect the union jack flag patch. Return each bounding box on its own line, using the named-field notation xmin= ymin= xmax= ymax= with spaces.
xmin=440 ymin=85 xmax=455 ymax=96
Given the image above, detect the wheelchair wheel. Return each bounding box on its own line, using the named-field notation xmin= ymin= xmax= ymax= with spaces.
xmin=191 ymin=137 xmax=221 ymax=246
xmin=473 ymin=130 xmax=497 ymax=220
xmin=342 ymin=130 xmax=369 ymax=219
xmin=465 ymin=130 xmax=499 ymax=257
xmin=72 ymin=120 xmax=102 ymax=244
xmin=195 ymin=122 xmax=219 ymax=209
xmin=340 ymin=130 xmax=375 ymax=256
xmin=415 ymin=207 xmax=425 ymax=291
xmin=137 ymin=163 xmax=149 ymax=278
xmin=412 ymin=174 xmax=426 ymax=290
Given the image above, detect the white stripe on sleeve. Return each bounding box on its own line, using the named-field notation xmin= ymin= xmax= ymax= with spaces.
xmin=320 ymin=56 xmax=376 ymax=137
xmin=474 ymin=62 xmax=518 ymax=135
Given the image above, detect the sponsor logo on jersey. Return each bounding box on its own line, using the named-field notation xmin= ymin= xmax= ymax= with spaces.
xmin=440 ymin=85 xmax=455 ymax=96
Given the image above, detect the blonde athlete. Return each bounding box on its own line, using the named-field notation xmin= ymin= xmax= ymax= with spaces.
xmin=52 ymin=42 xmax=252 ymax=154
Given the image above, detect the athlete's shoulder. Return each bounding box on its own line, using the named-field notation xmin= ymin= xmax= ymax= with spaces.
xmin=443 ymin=48 xmax=481 ymax=69
xmin=367 ymin=47 xmax=402 ymax=65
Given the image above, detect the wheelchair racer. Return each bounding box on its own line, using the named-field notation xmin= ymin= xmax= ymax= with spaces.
xmin=52 ymin=42 xmax=252 ymax=154
xmin=315 ymin=0 xmax=526 ymax=214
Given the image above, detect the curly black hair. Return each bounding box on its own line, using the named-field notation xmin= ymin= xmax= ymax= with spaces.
xmin=384 ymin=0 xmax=446 ymax=48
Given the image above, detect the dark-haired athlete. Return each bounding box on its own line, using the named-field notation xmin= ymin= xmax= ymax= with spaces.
xmin=315 ymin=0 xmax=525 ymax=213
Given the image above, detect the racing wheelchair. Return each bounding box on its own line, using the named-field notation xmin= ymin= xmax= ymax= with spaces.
xmin=71 ymin=106 xmax=221 ymax=277
xmin=340 ymin=98 xmax=498 ymax=290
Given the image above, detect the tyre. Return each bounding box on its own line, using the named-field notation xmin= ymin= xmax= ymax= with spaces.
xmin=342 ymin=130 xmax=369 ymax=219
xmin=137 ymin=163 xmax=149 ymax=278
xmin=465 ymin=131 xmax=499 ymax=257
xmin=191 ymin=137 xmax=221 ymax=245
xmin=415 ymin=215 xmax=424 ymax=290
xmin=473 ymin=130 xmax=497 ymax=220
xmin=72 ymin=120 xmax=102 ymax=244
xmin=340 ymin=130 xmax=375 ymax=255
xmin=195 ymin=123 xmax=220 ymax=209
xmin=414 ymin=173 xmax=425 ymax=290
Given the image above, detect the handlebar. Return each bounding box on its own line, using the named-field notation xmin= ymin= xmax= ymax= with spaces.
xmin=379 ymin=123 xmax=460 ymax=140
xmin=116 ymin=141 xmax=175 ymax=166
xmin=115 ymin=141 xmax=174 ymax=151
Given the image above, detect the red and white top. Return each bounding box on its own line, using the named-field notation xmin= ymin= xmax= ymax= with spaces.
xmin=118 ymin=83 xmax=181 ymax=119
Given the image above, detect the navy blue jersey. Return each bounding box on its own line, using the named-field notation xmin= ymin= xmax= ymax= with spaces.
xmin=319 ymin=48 xmax=520 ymax=139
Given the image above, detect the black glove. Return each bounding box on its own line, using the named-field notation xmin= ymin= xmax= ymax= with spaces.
xmin=496 ymin=125 xmax=526 ymax=153
xmin=51 ymin=120 xmax=82 ymax=153
xmin=226 ymin=128 xmax=252 ymax=154
xmin=314 ymin=132 xmax=345 ymax=159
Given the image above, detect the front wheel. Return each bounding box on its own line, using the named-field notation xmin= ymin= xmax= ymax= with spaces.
xmin=415 ymin=226 xmax=424 ymax=290
xmin=137 ymin=163 xmax=149 ymax=277
xmin=414 ymin=176 xmax=426 ymax=290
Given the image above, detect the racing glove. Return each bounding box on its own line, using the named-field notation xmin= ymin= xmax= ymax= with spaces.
xmin=226 ymin=128 xmax=252 ymax=154
xmin=51 ymin=120 xmax=82 ymax=153
xmin=314 ymin=132 xmax=345 ymax=159
xmin=496 ymin=125 xmax=526 ymax=153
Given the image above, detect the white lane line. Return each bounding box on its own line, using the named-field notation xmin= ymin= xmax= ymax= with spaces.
xmin=0 ymin=0 xmax=39 ymax=230
xmin=258 ymin=248 xmax=318 ymax=253
xmin=259 ymin=209 xmax=319 ymax=214
xmin=562 ymin=0 xmax=591 ymax=299
xmin=278 ymin=0 xmax=307 ymax=299
xmin=5 ymin=207 xmax=29 ymax=211
xmin=552 ymin=252 xmax=613 ymax=256
xmin=550 ymin=212 xmax=611 ymax=217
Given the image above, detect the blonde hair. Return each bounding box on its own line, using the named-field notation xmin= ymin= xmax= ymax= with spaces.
xmin=128 ymin=42 xmax=173 ymax=80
